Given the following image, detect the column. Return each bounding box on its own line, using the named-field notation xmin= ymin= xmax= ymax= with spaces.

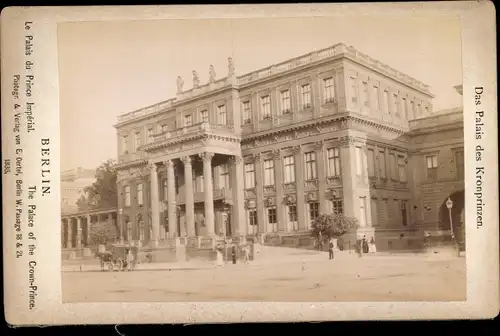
xmin=165 ymin=160 xmax=177 ymax=238
xmin=76 ymin=217 xmax=83 ymax=249
xmin=86 ymin=215 xmax=92 ymax=246
xmin=316 ymin=141 xmax=327 ymax=214
xmin=200 ymin=152 xmax=215 ymax=236
xmin=149 ymin=163 xmax=160 ymax=245
xmin=293 ymin=145 xmax=307 ymax=230
xmin=340 ymin=136 xmax=358 ymax=218
xmin=254 ymin=153 xmax=266 ymax=234
xmin=230 ymin=155 xmax=246 ymax=236
xmin=107 ymin=213 xmax=113 ymax=241
xmin=313 ymin=73 xmax=321 ymax=118
xmin=273 ymin=149 xmax=285 ymax=231
xmin=66 ymin=219 xmax=72 ymax=248
xmin=182 ymin=156 xmax=196 ymax=237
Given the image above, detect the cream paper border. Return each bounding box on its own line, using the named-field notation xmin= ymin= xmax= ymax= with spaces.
xmin=1 ymin=2 xmax=498 ymax=325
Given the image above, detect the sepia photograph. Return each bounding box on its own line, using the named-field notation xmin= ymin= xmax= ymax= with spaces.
xmin=58 ymin=16 xmax=467 ymax=303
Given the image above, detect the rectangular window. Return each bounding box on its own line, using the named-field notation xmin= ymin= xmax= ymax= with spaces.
xmin=301 ymin=84 xmax=311 ymax=108
xmin=323 ymin=77 xmax=335 ymax=103
xmin=401 ymin=200 xmax=408 ymax=226
xmin=304 ymin=151 xmax=317 ymax=180
xmin=362 ymin=81 xmax=369 ymax=106
xmin=147 ymin=128 xmax=154 ymax=144
xmin=351 ymin=79 xmax=358 ymax=103
xmin=424 ymin=106 xmax=429 ymax=115
xmin=200 ymin=109 xmax=208 ymax=122
xmin=378 ymin=150 xmax=386 ymax=178
xmin=455 ymin=150 xmax=464 ymax=180
xmin=242 ymin=101 xmax=251 ymax=124
xmin=134 ymin=132 xmax=141 ymax=152
xmin=393 ymin=94 xmax=399 ymax=115
xmin=139 ymin=220 xmax=145 ymax=241
xmin=390 ymin=153 xmax=397 ymax=180
xmin=267 ymin=207 xmax=277 ymax=224
xmin=402 ymin=98 xmax=407 ymax=119
xmin=410 ymin=101 xmax=415 ymax=119
xmin=287 ymin=205 xmax=298 ymax=224
xmin=371 ymin=198 xmax=378 ymax=227
xmin=184 ymin=114 xmax=192 ymax=127
xmin=217 ymin=105 xmax=227 ymax=124
xmin=244 ymin=163 xmax=255 ymax=189
xmin=332 ymin=200 xmax=344 ymax=215
xmin=219 ymin=164 xmax=230 ymax=189
xmin=248 ymin=209 xmax=257 ymax=226
xmin=124 ymin=185 xmax=131 ymax=207
xmin=373 ymin=86 xmax=380 ymax=110
xmin=280 ymin=90 xmax=291 ymax=114
xmin=264 ymin=159 xmax=275 ymax=186
xmin=355 ymin=147 xmax=363 ymax=176
xmin=397 ymin=155 xmax=407 ymax=182
xmin=309 ymin=202 xmax=320 ymax=223
xmin=261 ymin=95 xmax=271 ymax=119
xmin=122 ymin=135 xmax=129 ymax=154
xmin=359 ymin=197 xmax=367 ymax=227
xmin=137 ymin=183 xmax=143 ymax=206
xmin=283 ymin=155 xmax=295 ymax=183
xmin=417 ymin=103 xmax=422 ymax=117
xmin=383 ymin=90 xmax=389 ymax=113
xmin=367 ymin=149 xmax=375 ymax=177
xmin=161 ymin=124 xmax=167 ymax=133
xmin=126 ymin=220 xmax=132 ymax=241
xmin=327 ymin=148 xmax=341 ymax=176
xmin=426 ymin=155 xmax=438 ymax=180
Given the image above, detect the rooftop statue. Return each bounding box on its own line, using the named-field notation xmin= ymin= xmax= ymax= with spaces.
xmin=209 ymin=65 xmax=216 ymax=83
xmin=176 ymin=76 xmax=184 ymax=94
xmin=192 ymin=70 xmax=200 ymax=88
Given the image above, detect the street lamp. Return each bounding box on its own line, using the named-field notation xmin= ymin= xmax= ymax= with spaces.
xmin=445 ymin=197 xmax=459 ymax=257
xmin=222 ymin=200 xmax=232 ymax=262
xmin=118 ymin=208 xmax=124 ymax=244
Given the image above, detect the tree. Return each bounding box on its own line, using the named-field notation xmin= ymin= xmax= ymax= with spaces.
xmin=311 ymin=213 xmax=359 ymax=243
xmin=77 ymin=159 xmax=117 ymax=211
xmin=90 ymin=221 xmax=118 ymax=246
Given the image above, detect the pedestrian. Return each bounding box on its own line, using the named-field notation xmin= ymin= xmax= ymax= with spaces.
xmin=126 ymin=248 xmax=132 ymax=271
xmin=215 ymin=244 xmax=224 ymax=267
xmin=328 ymin=240 xmax=334 ymax=260
xmin=369 ymin=237 xmax=377 ymax=253
xmin=243 ymin=244 xmax=250 ymax=263
xmin=362 ymin=235 xmax=369 ymax=254
xmin=231 ymin=243 xmax=237 ymax=264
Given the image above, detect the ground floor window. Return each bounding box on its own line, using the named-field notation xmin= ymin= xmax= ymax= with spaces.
xmin=308 ymin=202 xmax=320 ymax=228
xmin=287 ymin=205 xmax=298 ymax=230
xmin=332 ymin=200 xmax=344 ymax=215
xmin=248 ymin=209 xmax=257 ymax=226
xmin=139 ymin=220 xmax=145 ymax=241
xmin=401 ymin=200 xmax=408 ymax=226
xmin=126 ymin=220 xmax=132 ymax=241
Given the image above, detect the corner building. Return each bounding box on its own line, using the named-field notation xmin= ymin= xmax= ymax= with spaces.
xmin=114 ymin=43 xmax=445 ymax=251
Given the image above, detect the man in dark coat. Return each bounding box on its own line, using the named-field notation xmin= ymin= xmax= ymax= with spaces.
xmin=328 ymin=241 xmax=334 ymax=260
xmin=231 ymin=244 xmax=237 ymax=264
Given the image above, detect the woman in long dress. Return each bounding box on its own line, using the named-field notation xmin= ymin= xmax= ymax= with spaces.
xmin=215 ymin=244 xmax=224 ymax=267
xmin=369 ymin=237 xmax=377 ymax=253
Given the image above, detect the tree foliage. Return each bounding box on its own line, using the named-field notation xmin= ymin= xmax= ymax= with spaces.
xmin=90 ymin=221 xmax=118 ymax=246
xmin=311 ymin=213 xmax=359 ymax=239
xmin=77 ymin=159 xmax=117 ymax=211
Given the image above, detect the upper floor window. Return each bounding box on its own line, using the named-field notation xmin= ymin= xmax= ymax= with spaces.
xmin=122 ymin=135 xmax=129 ymax=154
xmin=304 ymin=151 xmax=317 ymax=180
xmin=417 ymin=103 xmax=422 ymax=117
xmin=283 ymin=155 xmax=295 ymax=183
xmin=323 ymin=77 xmax=335 ymax=104
xmin=137 ymin=183 xmax=143 ymax=206
xmin=327 ymin=148 xmax=341 ymax=177
xmin=383 ymin=90 xmax=389 ymax=113
xmin=163 ymin=179 xmax=168 ymax=201
xmin=200 ymin=109 xmax=208 ymax=123
xmin=134 ymin=132 xmax=141 ymax=152
xmin=124 ymin=185 xmax=131 ymax=207
xmin=147 ymin=128 xmax=154 ymax=144
xmin=393 ymin=94 xmax=399 ymax=115
xmin=424 ymin=106 xmax=429 ymax=115
xmin=426 ymin=154 xmax=438 ymax=180
xmin=362 ymin=81 xmax=369 ymax=106
xmin=301 ymin=84 xmax=311 ymax=109
xmin=263 ymin=159 xmax=275 ymax=186
xmin=355 ymin=147 xmax=363 ymax=176
xmin=372 ymin=85 xmax=380 ymax=110
xmin=217 ymin=104 xmax=227 ymax=124
xmin=242 ymin=101 xmax=251 ymax=124
xmin=367 ymin=148 xmax=375 ymax=177
xmin=219 ymin=164 xmax=230 ymax=189
xmin=184 ymin=114 xmax=192 ymax=127
xmin=261 ymin=96 xmax=271 ymax=120
xmin=280 ymin=90 xmax=291 ymax=114
xmin=389 ymin=153 xmax=397 ymax=180
xmin=402 ymin=98 xmax=408 ymax=119
xmin=161 ymin=124 xmax=168 ymax=133
xmin=397 ymin=155 xmax=407 ymax=182
xmin=410 ymin=101 xmax=415 ymax=119
xmin=455 ymin=150 xmax=464 ymax=180
xmin=351 ymin=79 xmax=358 ymax=103
xmin=378 ymin=150 xmax=387 ymax=178
xmin=244 ymin=162 xmax=255 ymax=189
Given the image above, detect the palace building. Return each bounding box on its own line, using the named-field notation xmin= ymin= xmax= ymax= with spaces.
xmin=62 ymin=43 xmax=464 ymax=255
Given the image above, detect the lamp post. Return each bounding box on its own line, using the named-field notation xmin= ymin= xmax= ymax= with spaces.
xmin=222 ymin=200 xmax=232 ymax=262
xmin=445 ymin=197 xmax=459 ymax=257
xmin=118 ymin=208 xmax=124 ymax=244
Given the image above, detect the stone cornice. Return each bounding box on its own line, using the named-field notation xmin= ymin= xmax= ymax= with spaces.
xmin=142 ymin=133 xmax=240 ymax=153
xmin=114 ymin=159 xmax=148 ymax=171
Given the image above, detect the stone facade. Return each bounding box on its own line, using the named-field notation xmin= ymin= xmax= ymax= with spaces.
xmin=61 ymin=167 xmax=96 ymax=214
xmin=110 ymin=43 xmax=463 ymax=252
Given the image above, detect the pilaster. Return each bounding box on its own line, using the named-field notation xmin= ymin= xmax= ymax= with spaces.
xmin=165 ymin=160 xmax=177 ymax=237
xmin=230 ymin=155 xmax=246 ymax=236
xmin=340 ymin=136 xmax=357 ymax=218
xmin=76 ymin=217 xmax=82 ymax=249
xmin=182 ymin=156 xmax=196 ymax=237
xmin=293 ymin=145 xmax=306 ymax=230
xmin=313 ymin=73 xmax=322 ymax=118
xmin=148 ymin=163 xmax=160 ymax=245
xmin=253 ymin=153 xmax=266 ymax=234
xmin=86 ymin=215 xmax=92 ymax=246
xmin=66 ymin=219 xmax=72 ymax=248
xmin=273 ymin=149 xmax=285 ymax=231
xmin=200 ymin=152 xmax=215 ymax=236
xmin=315 ymin=141 xmax=327 ymax=214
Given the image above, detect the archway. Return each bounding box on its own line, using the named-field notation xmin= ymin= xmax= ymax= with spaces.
xmin=438 ymin=190 xmax=465 ymax=250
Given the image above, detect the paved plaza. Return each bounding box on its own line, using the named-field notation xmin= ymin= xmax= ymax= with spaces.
xmin=62 ymin=248 xmax=466 ymax=302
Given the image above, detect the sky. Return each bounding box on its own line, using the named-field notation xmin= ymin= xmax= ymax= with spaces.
xmin=58 ymin=16 xmax=463 ymax=172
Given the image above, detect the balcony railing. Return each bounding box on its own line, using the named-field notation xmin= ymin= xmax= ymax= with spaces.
xmin=409 ymin=109 xmax=463 ymax=130
xmin=150 ymin=122 xmax=235 ymax=144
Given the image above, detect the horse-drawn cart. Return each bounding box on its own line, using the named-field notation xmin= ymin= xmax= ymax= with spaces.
xmin=97 ymin=244 xmax=140 ymax=272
